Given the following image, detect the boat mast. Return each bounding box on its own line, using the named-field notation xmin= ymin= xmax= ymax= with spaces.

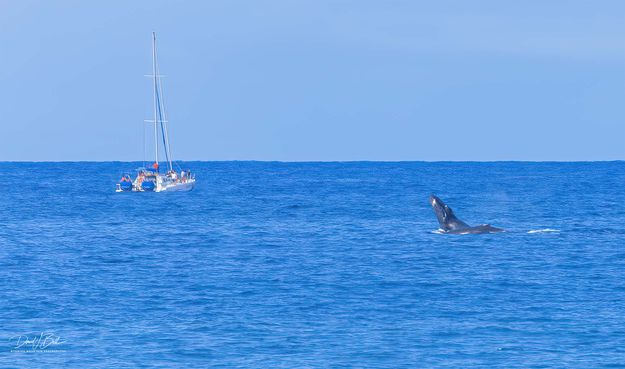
xmin=152 ymin=32 xmax=159 ymax=168
xmin=151 ymin=32 xmax=174 ymax=172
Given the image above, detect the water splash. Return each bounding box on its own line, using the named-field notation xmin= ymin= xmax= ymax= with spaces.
xmin=527 ymin=228 xmax=560 ymax=234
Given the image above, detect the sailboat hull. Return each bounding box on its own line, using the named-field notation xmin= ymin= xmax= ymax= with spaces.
xmin=156 ymin=178 xmax=195 ymax=192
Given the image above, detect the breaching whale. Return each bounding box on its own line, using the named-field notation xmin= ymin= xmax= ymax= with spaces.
xmin=429 ymin=195 xmax=504 ymax=234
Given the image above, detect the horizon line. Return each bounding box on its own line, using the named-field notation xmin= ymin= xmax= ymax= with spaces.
xmin=1 ymin=160 xmax=624 ymax=164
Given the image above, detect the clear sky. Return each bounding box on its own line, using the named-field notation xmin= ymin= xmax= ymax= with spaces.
xmin=1 ymin=0 xmax=624 ymax=161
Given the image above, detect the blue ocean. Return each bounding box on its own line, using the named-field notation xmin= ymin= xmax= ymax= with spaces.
xmin=2 ymin=161 xmax=625 ymax=368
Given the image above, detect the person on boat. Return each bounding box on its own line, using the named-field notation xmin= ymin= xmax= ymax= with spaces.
xmin=180 ymin=170 xmax=186 ymax=183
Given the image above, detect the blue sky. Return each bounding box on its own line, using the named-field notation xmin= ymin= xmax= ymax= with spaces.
xmin=0 ymin=0 xmax=624 ymax=161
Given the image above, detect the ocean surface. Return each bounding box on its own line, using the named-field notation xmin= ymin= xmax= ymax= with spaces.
xmin=1 ymin=161 xmax=625 ymax=368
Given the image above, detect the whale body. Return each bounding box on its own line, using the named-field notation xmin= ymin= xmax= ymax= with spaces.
xmin=429 ymin=195 xmax=504 ymax=234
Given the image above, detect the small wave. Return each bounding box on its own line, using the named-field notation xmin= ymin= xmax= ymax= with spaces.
xmin=431 ymin=229 xmax=445 ymax=234
xmin=527 ymin=228 xmax=560 ymax=234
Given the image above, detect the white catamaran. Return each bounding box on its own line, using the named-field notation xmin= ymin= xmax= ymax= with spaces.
xmin=117 ymin=32 xmax=196 ymax=193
